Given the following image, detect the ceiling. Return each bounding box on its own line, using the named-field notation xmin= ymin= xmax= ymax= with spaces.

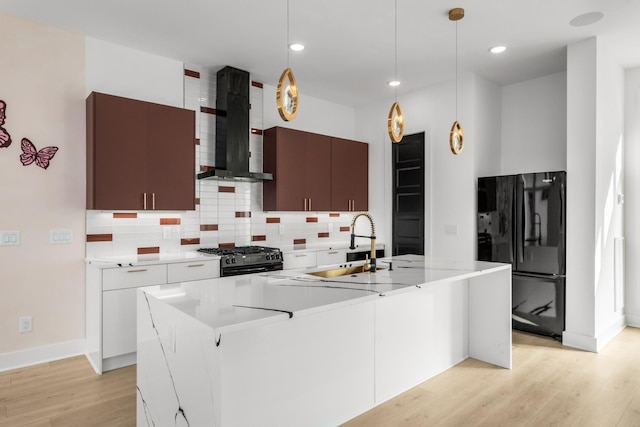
xmin=1 ymin=0 xmax=639 ymax=107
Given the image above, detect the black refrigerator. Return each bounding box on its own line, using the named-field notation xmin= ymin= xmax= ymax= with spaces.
xmin=477 ymin=171 xmax=566 ymax=339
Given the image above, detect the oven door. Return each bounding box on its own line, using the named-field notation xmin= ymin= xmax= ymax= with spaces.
xmin=221 ymin=263 xmax=283 ymax=277
xmin=512 ymin=272 xmax=565 ymax=339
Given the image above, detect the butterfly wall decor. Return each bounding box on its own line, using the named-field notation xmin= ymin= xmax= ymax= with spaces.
xmin=0 ymin=99 xmax=12 ymax=148
xmin=20 ymin=138 xmax=58 ymax=170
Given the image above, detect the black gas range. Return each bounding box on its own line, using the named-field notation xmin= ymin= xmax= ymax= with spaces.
xmin=197 ymin=246 xmax=283 ymax=277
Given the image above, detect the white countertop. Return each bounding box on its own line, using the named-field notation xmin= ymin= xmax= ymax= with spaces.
xmin=86 ymin=251 xmax=219 ymax=267
xmin=140 ymin=255 xmax=510 ymax=334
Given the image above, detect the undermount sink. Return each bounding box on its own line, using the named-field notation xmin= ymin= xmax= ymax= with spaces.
xmin=307 ymin=264 xmax=383 ymax=278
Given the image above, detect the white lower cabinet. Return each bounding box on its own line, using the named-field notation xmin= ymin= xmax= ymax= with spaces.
xmin=86 ymin=258 xmax=219 ymax=374
xmin=103 ymin=287 xmax=138 ymax=359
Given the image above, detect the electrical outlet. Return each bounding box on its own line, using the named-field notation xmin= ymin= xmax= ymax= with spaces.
xmin=163 ymin=227 xmax=171 ymax=240
xmin=19 ymin=316 xmax=32 ymax=333
xmin=279 ymin=224 xmax=285 ymax=235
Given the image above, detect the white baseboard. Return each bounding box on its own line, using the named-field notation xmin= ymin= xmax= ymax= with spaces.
xmin=0 ymin=339 xmax=86 ymax=373
xmin=626 ymin=313 xmax=640 ymax=328
xmin=563 ymin=315 xmax=627 ymax=353
xmin=562 ymin=331 xmax=598 ymax=352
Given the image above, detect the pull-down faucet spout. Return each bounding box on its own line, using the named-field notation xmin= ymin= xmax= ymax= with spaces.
xmin=349 ymin=212 xmax=376 ymax=273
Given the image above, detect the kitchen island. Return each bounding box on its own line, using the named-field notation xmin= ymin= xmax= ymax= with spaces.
xmin=136 ymin=255 xmax=511 ymax=427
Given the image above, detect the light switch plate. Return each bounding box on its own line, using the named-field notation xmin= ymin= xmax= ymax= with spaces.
xmin=1 ymin=230 xmax=20 ymax=246
xmin=444 ymin=224 xmax=458 ymax=236
xmin=50 ymin=229 xmax=73 ymax=244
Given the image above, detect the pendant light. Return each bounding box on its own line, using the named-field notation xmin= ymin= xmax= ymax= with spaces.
xmin=449 ymin=7 xmax=464 ymax=154
xmin=277 ymin=0 xmax=299 ymax=121
xmin=387 ymin=0 xmax=404 ymax=143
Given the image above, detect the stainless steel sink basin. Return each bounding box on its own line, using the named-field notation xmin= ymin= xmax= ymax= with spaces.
xmin=307 ymin=265 xmax=383 ymax=278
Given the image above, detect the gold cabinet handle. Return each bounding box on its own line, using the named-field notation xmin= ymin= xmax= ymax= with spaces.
xmin=187 ymin=263 xmax=205 ymax=268
xmin=309 ymin=198 xmax=312 ymax=211
xmin=295 ymin=254 xmax=307 ymax=258
xmin=152 ymin=193 xmax=156 ymax=210
xmin=352 ymin=200 xmax=355 ymax=211
xmin=127 ymin=269 xmax=148 ymax=273
xmin=143 ymin=193 xmax=147 ymax=210
xmin=328 ymin=251 xmax=338 ymax=255
xmin=304 ymin=198 xmax=308 ymax=211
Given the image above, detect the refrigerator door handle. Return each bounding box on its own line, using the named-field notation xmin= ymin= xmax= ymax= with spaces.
xmin=514 ymin=271 xmax=565 ymax=280
xmin=517 ymin=175 xmax=525 ymax=265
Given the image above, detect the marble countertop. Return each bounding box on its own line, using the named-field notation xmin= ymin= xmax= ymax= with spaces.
xmin=140 ymin=255 xmax=510 ymax=334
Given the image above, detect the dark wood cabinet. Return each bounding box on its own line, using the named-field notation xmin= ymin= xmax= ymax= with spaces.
xmin=331 ymin=137 xmax=368 ymax=212
xmin=263 ymin=127 xmax=331 ymax=211
xmin=87 ymin=92 xmax=195 ymax=210
xmin=263 ymin=127 xmax=368 ymax=212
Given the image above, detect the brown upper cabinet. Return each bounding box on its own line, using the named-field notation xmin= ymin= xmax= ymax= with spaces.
xmin=86 ymin=92 xmax=195 ymax=211
xmin=263 ymin=127 xmax=332 ymax=211
xmin=331 ymin=137 xmax=368 ymax=212
xmin=263 ymin=127 xmax=368 ymax=212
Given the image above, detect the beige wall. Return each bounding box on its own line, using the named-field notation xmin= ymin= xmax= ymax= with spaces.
xmin=0 ymin=12 xmax=85 ymax=361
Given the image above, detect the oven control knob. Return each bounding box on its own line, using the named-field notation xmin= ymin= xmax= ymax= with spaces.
xmin=232 ymin=258 xmax=237 ymax=264
xmin=225 ymin=258 xmax=231 ymax=264
xmin=266 ymin=254 xmax=271 ymax=260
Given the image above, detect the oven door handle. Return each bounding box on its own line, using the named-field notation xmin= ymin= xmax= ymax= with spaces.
xmin=222 ymin=264 xmax=283 ymax=277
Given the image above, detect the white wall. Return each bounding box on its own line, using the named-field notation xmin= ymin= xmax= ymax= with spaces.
xmin=262 ymin=84 xmax=355 ymax=139
xmin=625 ymin=68 xmax=640 ymax=326
xmin=0 ymin=12 xmax=86 ymax=369
xmin=355 ymin=73 xmax=501 ymax=259
xmin=474 ymin=76 xmax=502 ymax=179
xmin=85 ymin=38 xmax=184 ymax=107
xmin=565 ymin=37 xmax=626 ymax=352
xmin=500 ymin=72 xmax=567 ymax=174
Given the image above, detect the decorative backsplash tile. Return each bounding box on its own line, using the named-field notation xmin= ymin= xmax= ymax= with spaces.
xmin=85 ymin=65 xmax=356 ymax=259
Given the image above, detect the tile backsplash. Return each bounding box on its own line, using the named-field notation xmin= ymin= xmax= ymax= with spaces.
xmin=85 ymin=65 xmax=355 ymax=258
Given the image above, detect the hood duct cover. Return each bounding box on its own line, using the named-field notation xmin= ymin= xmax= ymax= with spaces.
xmin=197 ymin=66 xmax=273 ymax=181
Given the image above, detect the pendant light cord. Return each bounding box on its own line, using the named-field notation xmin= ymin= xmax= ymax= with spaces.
xmin=455 ymin=20 xmax=458 ymax=120
xmin=286 ymin=0 xmax=290 ymax=68
xmin=394 ymin=0 xmax=398 ymax=101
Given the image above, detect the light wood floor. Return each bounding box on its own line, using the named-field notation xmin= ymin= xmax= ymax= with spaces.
xmin=2 ymin=328 xmax=640 ymax=426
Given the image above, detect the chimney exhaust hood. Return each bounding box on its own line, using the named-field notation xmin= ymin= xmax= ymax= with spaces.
xmin=197 ymin=66 xmax=273 ymax=181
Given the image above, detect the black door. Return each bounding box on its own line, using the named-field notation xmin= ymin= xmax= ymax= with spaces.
xmin=392 ymin=132 xmax=424 ymax=255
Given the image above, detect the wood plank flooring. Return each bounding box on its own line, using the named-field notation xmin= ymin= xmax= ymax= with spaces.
xmin=1 ymin=328 xmax=640 ymax=426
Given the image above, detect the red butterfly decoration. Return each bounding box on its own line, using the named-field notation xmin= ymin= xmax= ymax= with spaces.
xmin=0 ymin=99 xmax=11 ymax=148
xmin=20 ymin=138 xmax=59 ymax=170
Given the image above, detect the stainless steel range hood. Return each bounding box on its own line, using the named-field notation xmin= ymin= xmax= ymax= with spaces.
xmin=197 ymin=66 xmax=273 ymax=182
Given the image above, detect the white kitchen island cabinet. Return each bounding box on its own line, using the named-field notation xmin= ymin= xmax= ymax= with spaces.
xmin=136 ymin=255 xmax=511 ymax=427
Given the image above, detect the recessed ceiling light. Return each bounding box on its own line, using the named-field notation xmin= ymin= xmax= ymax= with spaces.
xmin=570 ymin=11 xmax=604 ymax=27
xmin=489 ymin=45 xmax=507 ymax=54
xmin=289 ymin=43 xmax=305 ymax=51
xmin=388 ymin=80 xmax=400 ymax=87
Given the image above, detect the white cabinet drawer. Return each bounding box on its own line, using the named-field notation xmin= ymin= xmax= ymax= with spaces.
xmin=102 ymin=264 xmax=167 ymax=291
xmin=167 ymin=259 xmax=220 ymax=283
xmin=316 ymin=249 xmax=347 ymax=267
xmin=283 ymin=251 xmax=317 ymax=270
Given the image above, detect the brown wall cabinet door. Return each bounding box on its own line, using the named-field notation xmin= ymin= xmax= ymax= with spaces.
xmin=88 ymin=93 xmax=149 ymax=210
xmin=331 ymin=137 xmax=368 ymax=212
xmin=87 ymin=92 xmax=195 ymax=211
xmin=148 ymin=103 xmax=195 ymax=210
xmin=263 ymin=127 xmax=331 ymax=211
